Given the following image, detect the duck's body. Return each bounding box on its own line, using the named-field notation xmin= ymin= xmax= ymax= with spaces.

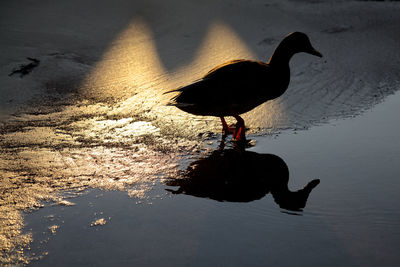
xmin=171 ymin=59 xmax=289 ymax=117
xmin=167 ymin=32 xmax=322 ymax=141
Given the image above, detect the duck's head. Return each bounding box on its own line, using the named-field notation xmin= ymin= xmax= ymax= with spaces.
xmin=284 ymin=32 xmax=322 ymax=58
xmin=273 ymin=179 xmax=320 ymax=211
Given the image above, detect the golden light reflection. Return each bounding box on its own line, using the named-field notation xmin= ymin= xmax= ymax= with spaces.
xmin=0 ymin=19 xmax=287 ymax=264
xmin=81 ymin=18 xmax=287 ymax=135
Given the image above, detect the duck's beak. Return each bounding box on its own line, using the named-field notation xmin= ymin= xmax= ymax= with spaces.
xmin=307 ymin=47 xmax=323 ymax=57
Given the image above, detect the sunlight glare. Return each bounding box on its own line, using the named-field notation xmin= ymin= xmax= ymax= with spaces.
xmin=81 ymin=19 xmax=287 ymax=135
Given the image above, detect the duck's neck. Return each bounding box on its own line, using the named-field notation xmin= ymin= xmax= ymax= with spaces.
xmin=267 ymin=42 xmax=295 ymax=67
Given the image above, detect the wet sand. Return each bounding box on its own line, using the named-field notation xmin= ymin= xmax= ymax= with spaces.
xmin=1 ymin=0 xmax=400 ymax=265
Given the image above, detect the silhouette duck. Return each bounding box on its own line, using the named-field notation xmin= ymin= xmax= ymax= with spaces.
xmin=165 ymin=149 xmax=320 ymax=211
xmin=166 ymin=32 xmax=322 ymax=141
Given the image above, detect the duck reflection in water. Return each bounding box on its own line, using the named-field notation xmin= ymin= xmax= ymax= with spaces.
xmin=166 ymin=146 xmax=320 ymax=211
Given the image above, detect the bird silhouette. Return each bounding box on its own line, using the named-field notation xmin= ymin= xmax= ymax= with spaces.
xmin=166 ymin=32 xmax=322 ymax=141
xmin=165 ymin=148 xmax=320 ymax=211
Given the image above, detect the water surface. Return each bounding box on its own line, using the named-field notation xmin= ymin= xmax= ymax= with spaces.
xmin=23 ymin=92 xmax=400 ymax=266
xmin=1 ymin=0 xmax=400 ymax=265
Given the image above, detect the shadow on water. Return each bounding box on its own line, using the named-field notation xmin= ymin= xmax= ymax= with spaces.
xmin=165 ymin=140 xmax=320 ymax=211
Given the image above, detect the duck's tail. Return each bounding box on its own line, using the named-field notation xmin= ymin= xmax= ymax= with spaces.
xmin=165 ymin=99 xmax=195 ymax=108
xmin=163 ymin=91 xmax=179 ymax=107
xmin=162 ymin=87 xmax=184 ymax=95
xmin=163 ymin=86 xmax=181 ymax=106
xmin=163 ymin=78 xmax=204 ymax=107
xmin=163 ymin=78 xmax=204 ymax=95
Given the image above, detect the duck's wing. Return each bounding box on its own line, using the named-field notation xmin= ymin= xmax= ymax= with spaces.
xmin=167 ymin=60 xmax=275 ymax=115
xmin=203 ymin=59 xmax=269 ymax=80
xmin=172 ymin=60 xmax=271 ymax=97
xmin=164 ymin=79 xmax=207 ymax=107
xmin=198 ymin=60 xmax=272 ymax=101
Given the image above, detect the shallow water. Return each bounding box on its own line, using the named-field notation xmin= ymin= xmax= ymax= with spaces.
xmin=1 ymin=0 xmax=400 ymax=265
xmin=20 ymin=91 xmax=400 ymax=266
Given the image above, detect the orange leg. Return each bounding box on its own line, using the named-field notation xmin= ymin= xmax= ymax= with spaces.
xmin=220 ymin=117 xmax=235 ymax=134
xmin=232 ymin=115 xmax=246 ymax=141
xmin=220 ymin=116 xmax=246 ymax=141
